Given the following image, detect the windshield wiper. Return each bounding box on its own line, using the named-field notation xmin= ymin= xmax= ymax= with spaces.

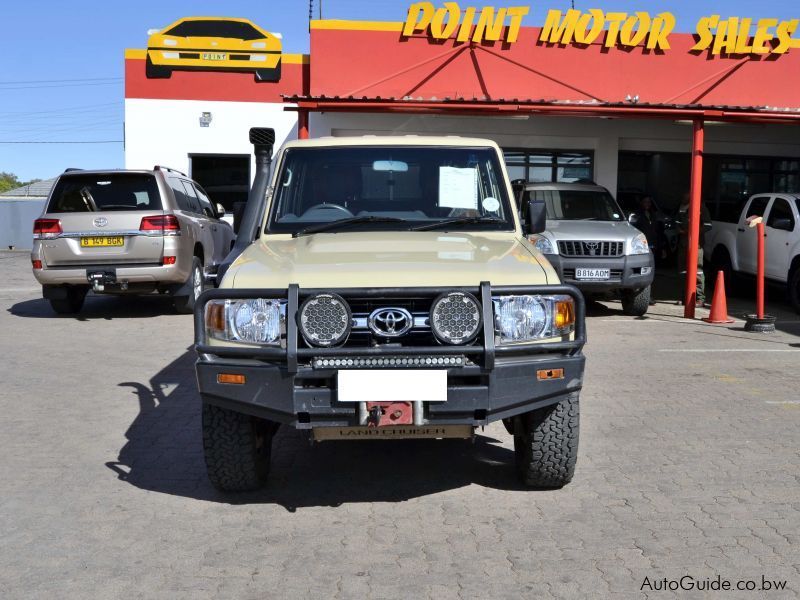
xmin=294 ymin=216 xmax=409 ymax=237
xmin=412 ymin=216 xmax=508 ymax=232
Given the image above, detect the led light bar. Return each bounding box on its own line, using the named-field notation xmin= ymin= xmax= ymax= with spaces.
xmin=312 ymin=356 xmax=465 ymax=370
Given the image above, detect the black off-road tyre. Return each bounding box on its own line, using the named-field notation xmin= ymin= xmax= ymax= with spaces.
xmin=514 ymin=392 xmax=579 ymax=488
xmin=621 ymin=285 xmax=651 ymax=316
xmin=789 ymin=267 xmax=800 ymax=315
xmin=202 ymin=404 xmax=277 ymax=492
xmin=254 ymin=67 xmax=281 ymax=82
xmin=174 ymin=257 xmax=203 ymax=314
xmin=49 ymin=286 xmax=88 ymax=315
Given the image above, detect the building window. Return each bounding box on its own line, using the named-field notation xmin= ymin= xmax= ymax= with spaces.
xmin=504 ymin=149 xmax=594 ymax=184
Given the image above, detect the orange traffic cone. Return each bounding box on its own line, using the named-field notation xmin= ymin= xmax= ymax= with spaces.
xmin=702 ymin=271 xmax=735 ymax=324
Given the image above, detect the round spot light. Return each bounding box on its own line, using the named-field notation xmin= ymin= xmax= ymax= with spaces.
xmin=430 ymin=292 xmax=482 ymax=345
xmin=298 ymin=293 xmax=352 ymax=347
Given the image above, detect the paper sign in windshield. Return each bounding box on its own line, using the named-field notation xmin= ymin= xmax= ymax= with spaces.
xmin=439 ymin=167 xmax=478 ymax=210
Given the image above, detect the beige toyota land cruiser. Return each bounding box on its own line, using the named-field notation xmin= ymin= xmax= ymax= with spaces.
xmin=194 ymin=130 xmax=586 ymax=492
xmin=31 ymin=167 xmax=234 ymax=314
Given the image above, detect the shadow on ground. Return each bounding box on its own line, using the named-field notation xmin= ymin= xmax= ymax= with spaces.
xmin=107 ymin=349 xmax=528 ymax=511
xmin=8 ymin=293 xmax=179 ymax=320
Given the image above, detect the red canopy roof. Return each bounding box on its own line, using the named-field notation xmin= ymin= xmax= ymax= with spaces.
xmin=303 ymin=20 xmax=800 ymax=122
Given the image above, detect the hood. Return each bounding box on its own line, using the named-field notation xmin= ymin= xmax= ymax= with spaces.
xmin=223 ymin=231 xmax=555 ymax=290
xmin=545 ymin=219 xmax=636 ymax=241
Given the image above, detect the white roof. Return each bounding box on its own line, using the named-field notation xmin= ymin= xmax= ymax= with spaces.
xmin=280 ymin=135 xmax=501 ymax=150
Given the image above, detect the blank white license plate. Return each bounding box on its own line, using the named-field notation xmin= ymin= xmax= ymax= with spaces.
xmin=575 ymin=268 xmax=610 ymax=280
xmin=337 ymin=370 xmax=447 ymax=402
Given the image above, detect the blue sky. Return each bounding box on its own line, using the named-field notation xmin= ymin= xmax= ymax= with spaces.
xmin=0 ymin=0 xmax=797 ymax=181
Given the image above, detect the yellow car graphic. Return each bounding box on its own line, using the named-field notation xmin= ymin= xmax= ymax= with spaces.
xmin=146 ymin=17 xmax=282 ymax=82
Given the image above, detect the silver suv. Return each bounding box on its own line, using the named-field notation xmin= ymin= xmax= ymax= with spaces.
xmin=518 ymin=182 xmax=655 ymax=316
xmin=31 ymin=166 xmax=234 ymax=314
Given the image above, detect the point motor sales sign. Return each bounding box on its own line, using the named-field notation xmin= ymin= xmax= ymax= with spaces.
xmin=404 ymin=2 xmax=800 ymax=56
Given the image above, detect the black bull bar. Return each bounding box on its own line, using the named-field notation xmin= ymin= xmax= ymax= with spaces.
xmin=194 ymin=282 xmax=586 ymax=373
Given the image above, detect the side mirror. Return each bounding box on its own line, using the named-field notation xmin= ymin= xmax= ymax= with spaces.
xmin=524 ymin=199 xmax=546 ymax=235
xmin=628 ymin=213 xmax=639 ymax=224
xmin=771 ymin=217 xmax=794 ymax=231
xmin=215 ymin=203 xmax=226 ymax=218
xmin=232 ymin=201 xmax=247 ymax=234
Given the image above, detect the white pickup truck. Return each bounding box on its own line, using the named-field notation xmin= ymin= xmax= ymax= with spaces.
xmin=705 ymin=193 xmax=800 ymax=312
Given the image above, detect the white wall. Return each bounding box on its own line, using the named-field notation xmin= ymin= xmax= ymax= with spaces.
xmin=0 ymin=199 xmax=46 ymax=250
xmin=310 ymin=112 xmax=800 ymax=195
xmin=125 ymin=100 xmax=800 ymax=197
xmin=124 ymin=99 xmax=298 ymax=182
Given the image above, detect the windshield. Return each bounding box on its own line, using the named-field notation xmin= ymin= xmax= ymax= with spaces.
xmin=529 ymin=189 xmax=624 ymax=222
xmin=164 ymin=20 xmax=265 ymax=40
xmin=47 ymin=174 xmax=161 ymax=213
xmin=267 ymin=146 xmax=514 ymax=234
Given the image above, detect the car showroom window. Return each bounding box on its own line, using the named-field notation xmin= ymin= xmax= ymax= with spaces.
xmin=503 ymin=149 xmax=594 ymax=183
xmin=165 ymin=20 xmax=264 ymax=40
xmin=47 ymin=174 xmax=160 ymax=213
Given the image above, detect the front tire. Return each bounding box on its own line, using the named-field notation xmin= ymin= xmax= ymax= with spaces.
xmin=621 ymin=285 xmax=651 ymax=316
xmin=173 ymin=257 xmax=203 ymax=314
xmin=202 ymin=404 xmax=277 ymax=492
xmin=145 ymin=56 xmax=171 ymax=79
xmin=513 ymin=392 xmax=580 ymax=488
xmin=49 ymin=286 xmax=88 ymax=315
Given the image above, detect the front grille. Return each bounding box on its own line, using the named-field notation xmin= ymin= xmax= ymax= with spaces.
xmin=299 ymin=295 xmax=478 ymax=350
xmin=558 ymin=241 xmax=624 ymax=257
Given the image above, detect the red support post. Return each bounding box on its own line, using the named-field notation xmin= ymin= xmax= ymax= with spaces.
xmin=298 ymin=109 xmax=310 ymax=139
xmin=684 ymin=119 xmax=705 ymax=318
xmin=756 ymin=221 xmax=765 ymax=319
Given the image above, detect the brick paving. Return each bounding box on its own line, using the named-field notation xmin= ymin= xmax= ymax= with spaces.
xmin=1 ymin=250 xmax=799 ymax=599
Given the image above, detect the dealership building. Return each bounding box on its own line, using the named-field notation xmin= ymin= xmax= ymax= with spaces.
xmin=125 ymin=10 xmax=800 ymax=225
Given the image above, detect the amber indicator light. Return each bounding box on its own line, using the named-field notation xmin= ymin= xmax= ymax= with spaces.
xmin=217 ymin=373 xmax=246 ymax=385
xmin=537 ymin=368 xmax=565 ymax=381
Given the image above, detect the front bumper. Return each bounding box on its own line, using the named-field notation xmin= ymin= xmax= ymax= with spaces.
xmin=546 ymin=253 xmax=654 ymax=292
xmin=194 ymin=284 xmax=586 ymax=429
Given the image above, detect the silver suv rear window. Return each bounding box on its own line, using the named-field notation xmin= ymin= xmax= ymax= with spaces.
xmin=47 ymin=174 xmax=161 ymax=213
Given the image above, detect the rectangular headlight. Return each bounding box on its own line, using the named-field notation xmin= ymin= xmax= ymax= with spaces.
xmin=205 ymin=299 xmax=287 ymax=346
xmin=492 ymin=295 xmax=575 ymax=345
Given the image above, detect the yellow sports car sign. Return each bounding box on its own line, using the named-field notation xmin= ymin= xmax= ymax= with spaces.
xmin=146 ymin=17 xmax=282 ymax=82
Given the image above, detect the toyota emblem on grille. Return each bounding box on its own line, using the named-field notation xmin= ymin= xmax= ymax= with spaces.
xmin=368 ymin=307 xmax=414 ymax=338
xmin=93 ymin=217 xmax=108 ymax=228
xmin=585 ymin=242 xmax=599 ymax=256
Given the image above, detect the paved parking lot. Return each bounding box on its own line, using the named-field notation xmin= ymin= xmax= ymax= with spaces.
xmin=1 ymin=249 xmax=799 ymax=599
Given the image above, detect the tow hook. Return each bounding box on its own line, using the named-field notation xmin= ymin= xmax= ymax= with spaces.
xmin=87 ymin=270 xmax=117 ymax=292
xmin=366 ymin=405 xmax=384 ymax=428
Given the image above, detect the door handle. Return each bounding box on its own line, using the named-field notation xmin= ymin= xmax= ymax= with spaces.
xmin=737 ymin=228 xmax=745 ymax=232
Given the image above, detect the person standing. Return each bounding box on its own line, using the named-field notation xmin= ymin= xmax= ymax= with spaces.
xmin=632 ymin=196 xmax=659 ymax=255
xmin=676 ymin=192 xmax=712 ymax=306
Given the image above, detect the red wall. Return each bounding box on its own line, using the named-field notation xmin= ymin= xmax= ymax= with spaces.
xmin=125 ymin=55 xmax=308 ymax=103
xmin=309 ymin=25 xmax=800 ymax=109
